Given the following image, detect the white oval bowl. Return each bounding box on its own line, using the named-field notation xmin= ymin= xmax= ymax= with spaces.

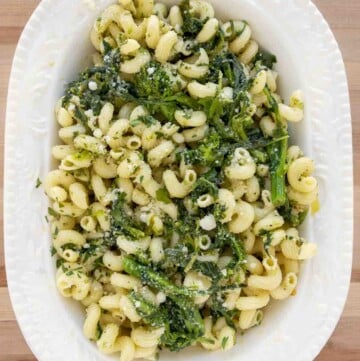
xmin=4 ymin=1 xmax=353 ymax=361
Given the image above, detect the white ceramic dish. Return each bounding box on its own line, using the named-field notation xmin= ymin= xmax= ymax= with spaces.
xmin=4 ymin=0 xmax=353 ymax=360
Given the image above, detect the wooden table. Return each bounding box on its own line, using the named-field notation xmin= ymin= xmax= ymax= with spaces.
xmin=0 ymin=1 xmax=359 ymax=360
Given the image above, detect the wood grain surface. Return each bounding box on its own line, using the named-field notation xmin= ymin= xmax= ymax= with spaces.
xmin=0 ymin=1 xmax=359 ymax=360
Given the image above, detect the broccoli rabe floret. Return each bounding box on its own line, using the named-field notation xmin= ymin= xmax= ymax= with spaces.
xmin=63 ymin=49 xmax=136 ymax=115
xmin=129 ymin=290 xmax=205 ymax=352
xmin=181 ymin=131 xmax=235 ymax=167
xmin=134 ymin=61 xmax=174 ymax=98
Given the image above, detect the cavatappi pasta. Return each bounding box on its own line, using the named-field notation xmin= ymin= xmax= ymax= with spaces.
xmin=46 ymin=0 xmax=319 ymax=359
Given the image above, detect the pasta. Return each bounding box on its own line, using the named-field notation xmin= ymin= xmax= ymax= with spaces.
xmin=46 ymin=0 xmax=319 ymax=359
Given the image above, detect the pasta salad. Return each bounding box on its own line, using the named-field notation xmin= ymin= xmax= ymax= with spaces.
xmin=45 ymin=0 xmax=319 ymax=359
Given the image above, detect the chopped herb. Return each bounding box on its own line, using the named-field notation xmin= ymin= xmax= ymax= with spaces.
xmin=48 ymin=207 xmax=58 ymax=218
xmin=50 ymin=246 xmax=57 ymax=257
xmin=156 ymin=188 xmax=172 ymax=204
xmin=130 ymin=114 xmax=158 ymax=127
xmin=221 ymin=336 xmax=229 ymax=350
xmin=35 ymin=177 xmax=42 ymax=188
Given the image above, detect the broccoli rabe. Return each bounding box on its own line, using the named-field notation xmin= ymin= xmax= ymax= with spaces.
xmin=162 ymin=296 xmax=204 ymax=351
xmin=209 ymin=293 xmax=238 ymax=327
xmin=279 ymin=199 xmax=309 ymax=227
xmin=199 ymin=96 xmax=239 ymax=140
xmin=214 ymin=225 xmax=247 ymax=269
xmin=134 ymin=61 xmax=174 ymax=98
xmin=192 ymin=261 xmax=223 ymax=286
xmin=64 ymin=50 xmax=198 ymax=123
xmin=190 ymin=169 xmax=221 ymax=202
xmin=207 ymin=52 xmax=248 ymax=93
xmin=181 ymin=131 xmax=235 ymax=167
xmin=163 ymin=243 xmax=192 ymax=270
xmin=263 ymin=87 xmax=289 ymax=207
xmin=123 ymin=256 xmax=202 ymax=298
xmin=129 ymin=290 xmax=205 ymax=352
xmin=108 ymin=192 xmax=146 ymax=241
xmin=228 ymin=92 xmax=254 ymax=140
xmin=126 ymin=255 xmax=206 ymax=352
xmin=199 ymin=53 xmax=251 ymax=141
xmin=254 ymin=49 xmax=277 ymax=69
xmin=179 ymin=0 xmax=205 ymax=38
xmin=267 ymin=136 xmax=288 ymax=207
xmin=128 ymin=291 xmax=166 ymax=328
xmin=63 ymin=49 xmax=136 ymax=114
xmin=181 ymin=131 xmax=222 ymax=166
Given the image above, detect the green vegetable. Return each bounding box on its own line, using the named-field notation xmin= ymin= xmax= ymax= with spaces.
xmin=208 ymin=52 xmax=248 ymax=93
xmin=250 ymin=149 xmax=268 ymax=163
xmin=109 ymin=192 xmax=145 ymax=240
xmin=123 ymin=256 xmax=200 ymax=298
xmin=228 ymin=92 xmax=254 ymax=141
xmin=129 ymin=290 xmax=205 ymax=351
xmin=63 ymin=49 xmax=135 ymax=114
xmin=163 ymin=243 xmax=191 ymax=270
xmin=263 ymin=86 xmax=289 ymax=207
xmin=199 ymin=96 xmax=235 ymax=140
xmin=267 ymin=137 xmax=288 ymax=207
xmin=129 ymin=114 xmax=158 ymax=128
xmin=279 ymin=199 xmax=309 ymax=227
xmin=190 ymin=169 xmax=221 ymax=202
xmin=180 ymin=0 xmax=205 ymax=38
xmin=162 ymin=296 xmax=204 ymax=351
xmin=209 ymin=293 xmax=238 ymax=327
xmin=181 ymin=128 xmax=288 ymax=166
xmin=181 ymin=131 xmax=221 ymax=166
xmin=254 ymin=50 xmax=277 ymax=69
xmin=200 ymin=52 xmax=250 ymax=141
xmin=214 ymin=226 xmax=247 ymax=269
xmin=192 ymin=261 xmax=223 ymax=286
xmin=134 ymin=61 xmax=174 ymax=98
xmin=128 ymin=291 xmax=166 ymax=328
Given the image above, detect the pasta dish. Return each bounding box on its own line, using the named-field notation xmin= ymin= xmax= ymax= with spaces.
xmin=44 ymin=0 xmax=319 ymax=359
